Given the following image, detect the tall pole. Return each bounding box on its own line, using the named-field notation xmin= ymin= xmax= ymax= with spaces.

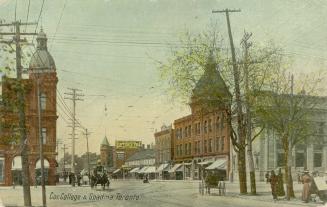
xmin=15 ymin=21 xmax=32 ymax=207
xmin=0 ymin=21 xmax=37 ymax=207
xmin=61 ymin=144 xmax=68 ymax=175
xmin=287 ymin=74 xmax=294 ymax=199
xmin=37 ymin=78 xmax=46 ymax=207
xmin=241 ymin=31 xmax=256 ymax=195
xmin=64 ymin=88 xmax=84 ymax=175
xmin=212 ymin=9 xmax=247 ymax=194
xmin=84 ymin=128 xmax=91 ymax=184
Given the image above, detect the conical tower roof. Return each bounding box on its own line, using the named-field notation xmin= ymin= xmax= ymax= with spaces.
xmin=101 ymin=136 xmax=110 ymax=146
xmin=191 ymin=52 xmax=231 ymax=108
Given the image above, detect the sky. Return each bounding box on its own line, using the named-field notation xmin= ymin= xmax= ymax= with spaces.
xmin=0 ymin=0 xmax=326 ymax=158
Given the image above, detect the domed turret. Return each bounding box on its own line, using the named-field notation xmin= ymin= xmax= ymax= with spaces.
xmin=29 ymin=29 xmax=56 ymax=71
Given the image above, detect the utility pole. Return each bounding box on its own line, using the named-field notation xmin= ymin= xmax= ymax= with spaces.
xmin=0 ymin=21 xmax=37 ymax=207
xmin=287 ymin=74 xmax=295 ymax=200
xmin=61 ymin=144 xmax=68 ymax=174
xmin=212 ymin=9 xmax=247 ymax=194
xmin=64 ymin=88 xmax=83 ymax=176
xmin=37 ymin=78 xmax=47 ymax=207
xmin=241 ymin=31 xmax=256 ymax=195
xmin=83 ymin=128 xmax=91 ymax=184
xmin=56 ymin=139 xmax=62 ymax=161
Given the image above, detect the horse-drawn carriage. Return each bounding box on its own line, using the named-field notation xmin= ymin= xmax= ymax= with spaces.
xmin=90 ymin=164 xmax=110 ymax=190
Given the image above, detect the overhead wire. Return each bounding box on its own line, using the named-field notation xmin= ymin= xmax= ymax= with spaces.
xmin=24 ymin=0 xmax=31 ymax=32
xmin=49 ymin=0 xmax=68 ymax=51
xmin=32 ymin=0 xmax=45 ymax=44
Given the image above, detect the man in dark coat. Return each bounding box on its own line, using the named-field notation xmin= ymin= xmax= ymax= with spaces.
xmin=277 ymin=168 xmax=285 ymax=197
xmin=269 ymin=170 xmax=278 ymax=201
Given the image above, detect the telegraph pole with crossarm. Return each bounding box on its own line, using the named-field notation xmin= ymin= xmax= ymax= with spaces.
xmin=0 ymin=20 xmax=37 ymax=207
xmin=64 ymin=88 xmax=84 ymax=176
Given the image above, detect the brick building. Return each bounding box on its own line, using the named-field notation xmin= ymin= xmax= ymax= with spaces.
xmin=154 ymin=124 xmax=174 ymax=165
xmin=172 ymin=53 xmax=231 ymax=180
xmin=154 ymin=124 xmax=174 ymax=179
xmin=100 ymin=136 xmax=114 ymax=169
xmin=0 ymin=30 xmax=58 ymax=186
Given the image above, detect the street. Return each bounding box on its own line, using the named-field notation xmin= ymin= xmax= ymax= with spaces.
xmin=0 ymin=181 xmax=322 ymax=207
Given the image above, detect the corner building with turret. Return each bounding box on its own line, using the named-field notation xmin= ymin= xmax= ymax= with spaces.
xmin=0 ymin=30 xmax=58 ymax=186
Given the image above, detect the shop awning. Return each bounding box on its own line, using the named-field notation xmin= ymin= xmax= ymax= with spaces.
xmin=168 ymin=164 xmax=182 ymax=173
xmin=144 ymin=166 xmax=156 ymax=173
xmin=205 ymin=159 xmax=227 ymax=170
xmin=129 ymin=167 xmax=140 ymax=173
xmin=113 ymin=169 xmax=121 ymax=174
xmin=156 ymin=163 xmax=169 ymax=173
xmin=197 ymin=160 xmax=213 ymax=165
xmin=138 ymin=166 xmax=149 ymax=174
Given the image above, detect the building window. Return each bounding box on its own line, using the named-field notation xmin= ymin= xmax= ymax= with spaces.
xmin=314 ymin=153 xmax=322 ymax=167
xmin=295 ymin=153 xmax=305 ymax=167
xmin=0 ymin=157 xmax=4 ymax=183
xmin=188 ymin=125 xmax=191 ymax=137
xmin=184 ymin=144 xmax=187 ymax=155
xmin=221 ymin=137 xmax=225 ymax=152
xmin=216 ymin=137 xmax=219 ymax=151
xmin=184 ymin=127 xmax=188 ymax=138
xmin=277 ymin=153 xmax=285 ymax=167
xmin=314 ymin=144 xmax=323 ymax=167
xmin=40 ymin=93 xmax=46 ymax=110
xmin=208 ymin=139 xmax=212 ymax=152
xmin=197 ymin=123 xmax=201 ymax=134
xmin=221 ymin=113 xmax=224 ymax=130
xmin=204 ymin=140 xmax=207 ymax=153
xmin=41 ymin=128 xmax=47 ymax=144
xmin=208 ymin=119 xmax=212 ymax=132
xmin=188 ymin=143 xmax=191 ymax=155
xmin=204 ymin=120 xmax=208 ymax=133
xmin=216 ymin=116 xmax=220 ymax=131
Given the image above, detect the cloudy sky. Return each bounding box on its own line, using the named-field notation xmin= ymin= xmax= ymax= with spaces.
xmin=0 ymin=0 xmax=326 ymax=157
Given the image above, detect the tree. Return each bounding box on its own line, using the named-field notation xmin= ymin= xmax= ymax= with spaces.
xmin=254 ymin=62 xmax=326 ymax=199
xmin=158 ymin=29 xmax=280 ymax=194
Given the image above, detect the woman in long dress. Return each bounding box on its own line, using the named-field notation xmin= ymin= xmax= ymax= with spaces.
xmin=302 ymin=170 xmax=311 ymax=203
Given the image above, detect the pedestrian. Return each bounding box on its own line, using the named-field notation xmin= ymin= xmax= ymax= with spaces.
xmin=297 ymin=173 xmax=302 ymax=184
xmin=265 ymin=171 xmax=270 ymax=184
xmin=277 ymin=168 xmax=285 ymax=197
xmin=218 ymin=177 xmax=226 ymax=196
xmin=302 ymin=170 xmax=311 ymax=203
xmin=269 ymin=170 xmax=278 ymax=201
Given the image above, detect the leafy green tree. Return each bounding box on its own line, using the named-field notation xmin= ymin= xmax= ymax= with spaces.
xmin=158 ymin=29 xmax=281 ymax=194
xmin=254 ymin=63 xmax=326 ymax=199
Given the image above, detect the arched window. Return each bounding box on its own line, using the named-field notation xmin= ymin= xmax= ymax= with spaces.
xmin=204 ymin=120 xmax=208 ymax=133
xmin=40 ymin=93 xmax=46 ymax=110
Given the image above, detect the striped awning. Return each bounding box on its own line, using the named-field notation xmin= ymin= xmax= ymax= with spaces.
xmin=113 ymin=169 xmax=121 ymax=174
xmin=168 ymin=164 xmax=182 ymax=173
xmin=205 ymin=159 xmax=227 ymax=170
xmin=144 ymin=166 xmax=156 ymax=173
xmin=138 ymin=166 xmax=149 ymax=174
xmin=129 ymin=167 xmax=140 ymax=173
xmin=156 ymin=163 xmax=169 ymax=173
xmin=197 ymin=160 xmax=214 ymax=165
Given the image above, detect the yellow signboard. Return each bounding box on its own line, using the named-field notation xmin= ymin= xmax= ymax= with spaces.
xmin=115 ymin=140 xmax=142 ymax=149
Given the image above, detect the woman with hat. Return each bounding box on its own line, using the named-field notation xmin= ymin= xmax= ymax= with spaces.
xmin=302 ymin=169 xmax=311 ymax=203
xmin=269 ymin=170 xmax=278 ymax=201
